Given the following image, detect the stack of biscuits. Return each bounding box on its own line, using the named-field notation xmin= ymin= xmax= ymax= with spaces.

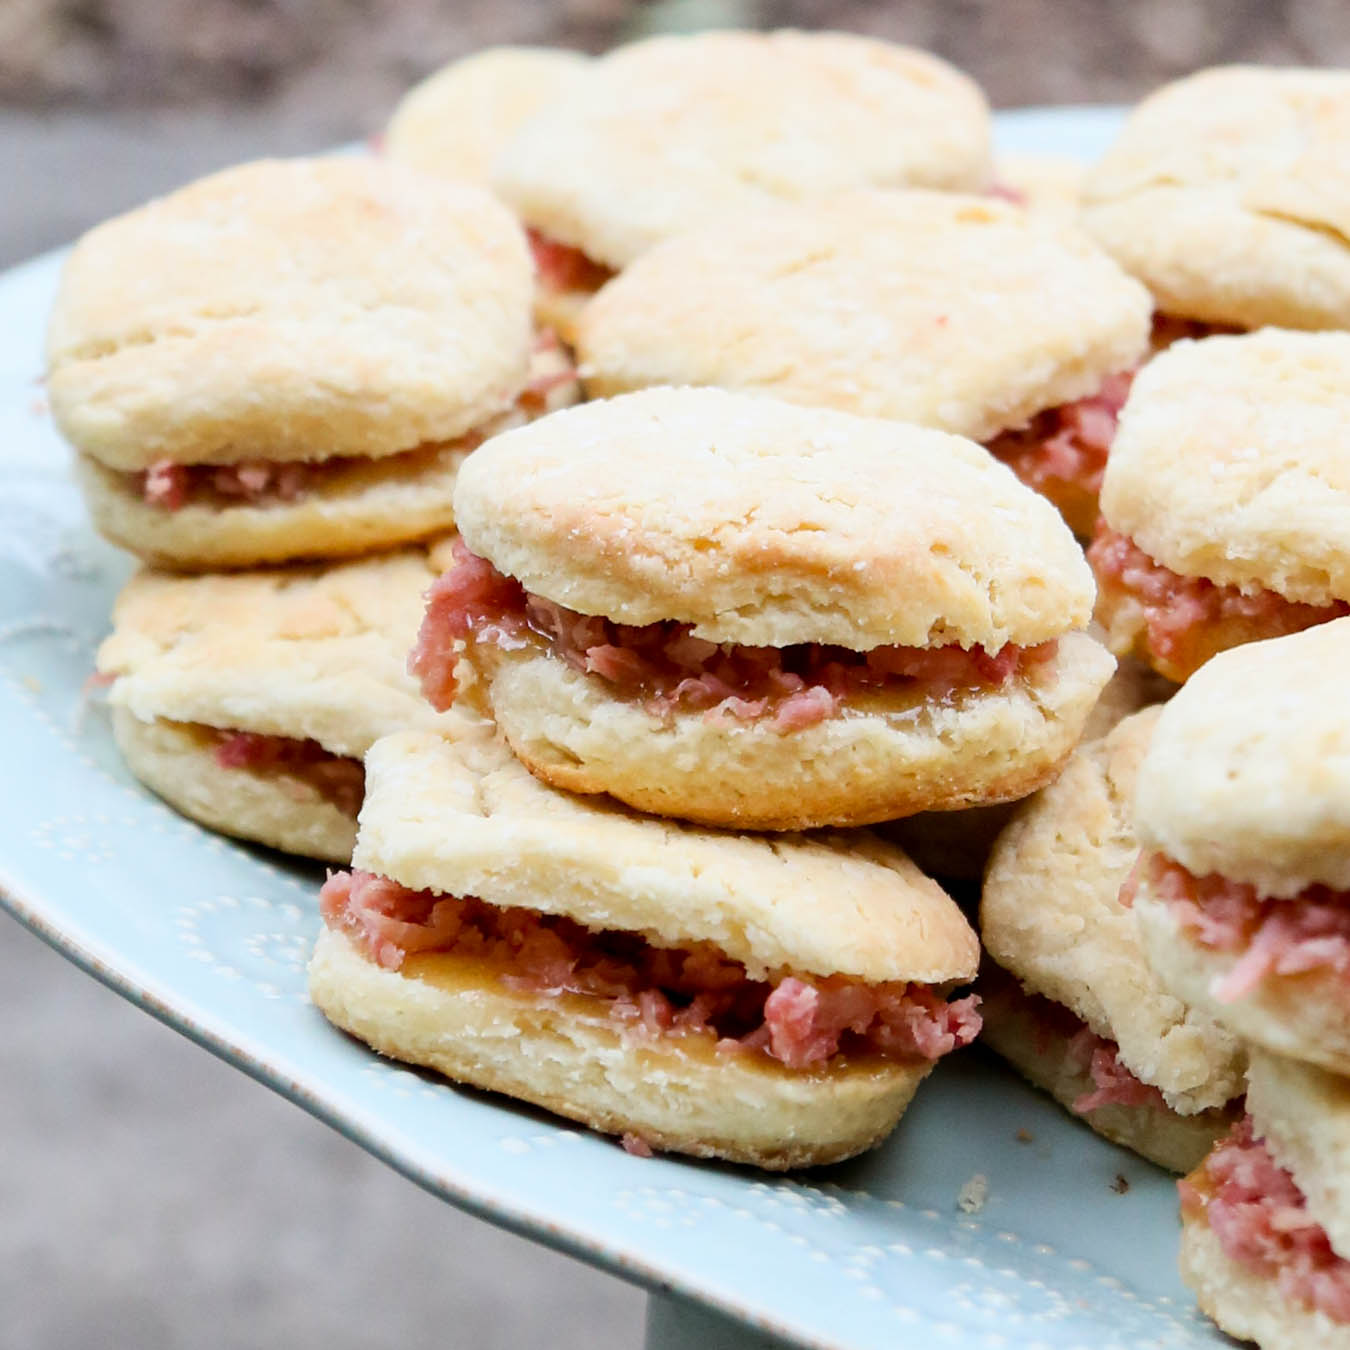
xmin=45 ymin=29 xmax=1350 ymax=1343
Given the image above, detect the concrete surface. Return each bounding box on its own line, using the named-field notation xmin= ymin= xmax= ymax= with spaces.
xmin=0 ymin=108 xmax=646 ymax=1349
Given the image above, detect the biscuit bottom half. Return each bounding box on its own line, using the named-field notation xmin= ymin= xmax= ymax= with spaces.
xmin=1178 ymin=1120 xmax=1350 ymax=1348
xmin=78 ymin=442 xmax=473 ymax=572
xmin=1088 ymin=523 xmax=1350 ymax=683
xmin=478 ymin=630 xmax=1111 ymax=831
xmin=310 ymin=929 xmax=934 ymax=1170
xmin=112 ymin=707 xmax=361 ymax=862
xmin=977 ymin=965 xmax=1239 ymax=1173
xmin=527 ymin=228 xmax=613 ymax=345
xmin=1135 ymin=860 xmax=1350 ymax=1078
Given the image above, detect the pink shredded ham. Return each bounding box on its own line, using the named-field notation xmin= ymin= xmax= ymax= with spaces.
xmin=319 ymin=869 xmax=981 ymax=1069
xmin=409 ymin=542 xmax=1055 ymax=724
xmin=1088 ymin=524 xmax=1348 ymax=681
xmin=1066 ymin=1026 xmax=1168 ymax=1114
xmin=1147 ymin=855 xmax=1350 ymax=1002
xmin=1181 ymin=1118 xmax=1350 ymax=1323
xmin=985 ymin=372 xmax=1132 ymax=515
xmin=212 ymin=730 xmax=364 ymax=817
xmin=526 ymin=227 xmax=613 ymax=295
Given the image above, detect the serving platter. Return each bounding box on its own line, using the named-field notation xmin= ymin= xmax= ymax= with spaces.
xmin=0 ymin=105 xmax=1226 ymax=1349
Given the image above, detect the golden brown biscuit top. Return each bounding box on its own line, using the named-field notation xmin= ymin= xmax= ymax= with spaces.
xmin=355 ymin=725 xmax=980 ymax=985
xmin=577 ymin=191 xmax=1151 ymax=442
xmin=385 ymin=46 xmax=589 ymax=186
xmin=452 ymin=387 xmax=1096 ymax=651
xmin=1084 ymin=65 xmax=1350 ymax=243
xmin=47 ymin=157 xmax=534 ymax=471
xmin=98 ymin=548 xmax=457 ymax=757
xmin=1134 ymin=618 xmax=1350 ymax=895
xmin=1100 ymin=329 xmax=1350 ymax=606
xmin=492 ymin=29 xmax=991 ymax=268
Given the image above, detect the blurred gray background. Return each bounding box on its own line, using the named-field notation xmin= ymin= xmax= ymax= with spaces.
xmin=3 ymin=1 xmax=1347 ymax=1345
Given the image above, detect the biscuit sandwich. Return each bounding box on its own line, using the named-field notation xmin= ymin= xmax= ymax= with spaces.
xmin=309 ymin=724 xmax=982 ymax=1168
xmin=1179 ymin=1051 xmax=1350 ymax=1348
xmin=576 ymin=192 xmax=1151 ymax=537
xmin=491 ymin=30 xmax=991 ymax=341
xmin=1083 ymin=66 xmax=1350 ymax=333
xmin=1090 ymin=330 xmax=1350 ymax=683
xmin=48 ymin=157 xmax=578 ymax=571
xmin=384 ymin=46 xmax=589 ymax=186
xmin=980 ymin=708 xmax=1245 ymax=1172
xmin=97 ymin=543 xmax=463 ymax=861
xmin=1132 ymin=618 xmax=1350 ymax=1076
xmin=411 ymin=387 xmax=1114 ymax=831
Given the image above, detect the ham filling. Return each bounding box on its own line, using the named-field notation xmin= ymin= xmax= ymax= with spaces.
xmin=985 ymin=372 xmax=1132 ymax=523
xmin=319 ymin=868 xmax=981 ymax=1070
xmin=409 ymin=542 xmax=1056 ymax=727
xmin=527 ymin=228 xmax=614 ymax=298
xmin=211 ymin=730 xmax=364 ymax=817
xmin=135 ymin=333 xmax=577 ymax=512
xmin=1146 ymin=854 xmax=1350 ymax=1002
xmin=1180 ymin=1118 xmax=1350 ymax=1323
xmin=1088 ymin=524 xmax=1348 ymax=681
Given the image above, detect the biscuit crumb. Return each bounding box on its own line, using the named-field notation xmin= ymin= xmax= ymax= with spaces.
xmin=1015 ymin=1128 xmax=1033 ymax=1144
xmin=957 ymin=1173 xmax=988 ymax=1213
xmin=1110 ymin=1174 xmax=1130 ymax=1195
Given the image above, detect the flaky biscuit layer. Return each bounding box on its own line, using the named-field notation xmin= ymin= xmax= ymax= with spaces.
xmin=1247 ymin=1051 xmax=1350 ymax=1266
xmin=354 ymin=725 xmax=979 ymax=986
xmin=453 ymin=387 xmax=1096 ymax=650
xmin=1134 ymin=889 xmax=1350 ymax=1079
xmin=385 ymin=47 xmax=589 ymax=186
xmin=1101 ymin=330 xmax=1350 ymax=605
xmin=98 ymin=547 xmax=458 ymax=755
xmin=577 ymin=192 xmax=1150 ymax=443
xmin=309 ymin=928 xmax=928 ymax=1170
xmin=492 ymin=30 xmax=990 ymax=268
xmin=1134 ymin=619 xmax=1350 ymax=894
xmin=1180 ymin=1214 xmax=1350 ymax=1350
xmin=983 ymin=709 xmax=1244 ymax=1112
xmin=48 ymin=158 xmax=533 ymax=470
xmin=113 ymin=710 xmax=356 ymax=863
xmin=482 ymin=630 xmax=1113 ymax=831
xmin=978 ymin=977 xmax=1238 ymax=1173
xmin=1082 ymin=66 xmax=1350 ymax=329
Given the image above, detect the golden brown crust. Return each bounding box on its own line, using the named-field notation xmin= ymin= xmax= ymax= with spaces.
xmin=355 ymin=725 xmax=979 ymax=986
xmin=982 ymin=709 xmax=1245 ymax=1112
xmin=47 ymin=158 xmax=533 ymax=471
xmin=308 ymin=927 xmax=929 ymax=1170
xmin=481 ymin=630 xmax=1112 ymax=831
xmin=1134 ymin=619 xmax=1350 ymax=894
xmin=576 ymin=192 xmax=1150 ymax=444
xmin=1101 ymin=330 xmax=1350 ymax=606
xmin=453 ymin=387 xmax=1097 ymax=650
xmin=979 ymin=973 xmax=1240 ymax=1173
xmin=492 ymin=30 xmax=991 ymax=269
xmin=385 ymin=47 xmax=589 ymax=186
xmin=97 ymin=547 xmax=459 ymax=756
xmin=1082 ymin=66 xmax=1350 ymax=329
xmin=113 ymin=709 xmax=356 ymax=863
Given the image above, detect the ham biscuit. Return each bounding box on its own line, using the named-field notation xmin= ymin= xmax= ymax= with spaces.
xmin=1091 ymin=330 xmax=1350 ymax=682
xmin=412 ymin=387 xmax=1114 ymax=831
xmin=1083 ymin=66 xmax=1350 ymax=333
xmin=308 ymin=724 xmax=982 ymax=1168
xmin=48 ymin=158 xmax=578 ymax=570
xmin=1133 ymin=619 xmax=1350 ymax=1076
xmin=980 ymin=709 xmax=1244 ymax=1172
xmin=491 ymin=30 xmax=991 ymax=339
xmin=97 ymin=542 xmax=464 ymax=861
xmin=577 ymin=192 xmax=1150 ymax=537
xmin=1179 ymin=1052 xmax=1350 ymax=1348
